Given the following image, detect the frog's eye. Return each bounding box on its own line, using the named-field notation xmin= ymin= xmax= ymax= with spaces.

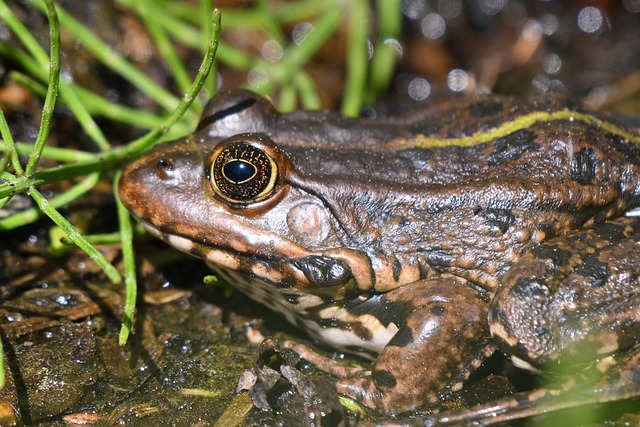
xmin=209 ymin=135 xmax=280 ymax=204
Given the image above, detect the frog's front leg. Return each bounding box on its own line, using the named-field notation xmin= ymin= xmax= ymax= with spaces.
xmin=490 ymin=217 xmax=640 ymax=372
xmin=335 ymin=276 xmax=492 ymax=413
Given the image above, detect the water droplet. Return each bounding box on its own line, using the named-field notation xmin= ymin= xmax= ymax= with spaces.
xmin=577 ymin=6 xmax=604 ymax=34
xmin=447 ymin=69 xmax=469 ymax=92
xmin=438 ymin=0 xmax=462 ymax=19
xmin=543 ymin=53 xmax=562 ymax=74
xmin=408 ymin=78 xmax=431 ymax=100
xmin=292 ymin=22 xmax=315 ymax=45
xmin=261 ymin=40 xmax=283 ymax=63
xmin=421 ymin=13 xmax=446 ymax=39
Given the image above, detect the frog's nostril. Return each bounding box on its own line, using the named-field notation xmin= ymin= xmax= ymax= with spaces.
xmin=155 ymin=158 xmax=175 ymax=179
xmin=158 ymin=158 xmax=174 ymax=171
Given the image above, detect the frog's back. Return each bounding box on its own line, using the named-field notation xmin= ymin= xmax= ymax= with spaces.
xmin=187 ymin=90 xmax=640 ymax=292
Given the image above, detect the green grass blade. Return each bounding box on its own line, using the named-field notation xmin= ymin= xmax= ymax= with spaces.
xmin=0 ymin=8 xmax=221 ymax=200
xmin=367 ymin=0 xmax=401 ymax=103
xmin=0 ymin=108 xmax=19 ymax=174
xmin=114 ymin=170 xmax=137 ymax=346
xmin=341 ymin=0 xmax=369 ymax=116
xmin=28 ymin=0 xmax=181 ymax=112
xmin=29 ymin=187 xmax=122 ymax=284
xmin=137 ymin=0 xmax=192 ymax=95
xmin=25 ymin=0 xmax=60 ymax=176
xmin=0 ymin=173 xmax=100 ymax=231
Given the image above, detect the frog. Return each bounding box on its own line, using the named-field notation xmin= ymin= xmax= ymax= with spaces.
xmin=118 ymin=89 xmax=640 ymax=417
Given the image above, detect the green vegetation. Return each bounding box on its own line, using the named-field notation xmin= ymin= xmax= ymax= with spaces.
xmin=0 ymin=0 xmax=402 ymax=388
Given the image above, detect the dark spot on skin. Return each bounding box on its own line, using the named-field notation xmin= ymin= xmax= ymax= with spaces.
xmin=488 ymin=129 xmax=540 ymax=166
xmin=592 ymin=221 xmax=626 ymax=241
xmin=282 ymin=292 xmax=300 ymax=305
xmin=387 ymin=326 xmax=414 ymax=348
xmin=372 ymin=370 xmax=397 ymax=388
xmin=352 ymin=322 xmax=375 ymax=341
xmin=479 ymin=204 xmax=516 ymax=234
xmin=536 ymin=223 xmax=555 ymax=239
xmin=569 ymin=147 xmax=600 ymax=185
xmin=574 ymin=257 xmax=610 ymax=287
xmin=332 ymin=293 xmax=415 ymax=328
xmin=431 ymin=305 xmax=446 ymax=316
xmin=416 ymin=258 xmax=429 ymax=280
xmin=424 ymin=247 xmax=453 ymax=273
xmin=392 ymin=258 xmax=402 ymax=282
xmin=277 ymin=277 xmax=297 ymax=289
xmin=292 ymin=256 xmax=352 ymax=287
xmin=531 ymin=245 xmax=571 ymax=266
xmin=509 ymin=277 xmax=548 ymax=300
xmin=196 ymin=97 xmax=257 ymax=131
xmin=158 ymin=158 xmax=173 ymax=171
xmin=468 ymin=99 xmax=503 ymax=117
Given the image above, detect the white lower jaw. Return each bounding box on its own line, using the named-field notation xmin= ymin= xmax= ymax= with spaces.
xmin=140 ymin=221 xmax=288 ymax=286
xmin=140 ymin=222 xmax=395 ymax=357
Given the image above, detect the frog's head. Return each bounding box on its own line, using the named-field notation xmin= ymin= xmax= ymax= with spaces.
xmin=118 ymin=91 xmax=377 ymax=297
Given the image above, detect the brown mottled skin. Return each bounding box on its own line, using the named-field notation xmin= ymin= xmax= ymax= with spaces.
xmin=119 ymin=90 xmax=640 ymax=415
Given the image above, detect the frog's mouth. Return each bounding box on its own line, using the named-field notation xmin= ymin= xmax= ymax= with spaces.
xmin=137 ymin=219 xmax=370 ymax=293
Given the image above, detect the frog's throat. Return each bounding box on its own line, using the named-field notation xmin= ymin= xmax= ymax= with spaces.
xmin=139 ymin=220 xmax=376 ymax=292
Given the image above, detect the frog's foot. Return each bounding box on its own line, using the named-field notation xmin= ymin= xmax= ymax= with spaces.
xmin=429 ymin=347 xmax=640 ymax=426
xmin=281 ymin=341 xmax=365 ymax=377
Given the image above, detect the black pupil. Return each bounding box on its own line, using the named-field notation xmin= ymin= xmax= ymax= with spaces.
xmin=223 ymin=160 xmax=255 ymax=183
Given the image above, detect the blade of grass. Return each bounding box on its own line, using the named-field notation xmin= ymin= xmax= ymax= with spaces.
xmin=252 ymin=7 xmax=343 ymax=95
xmin=341 ymin=0 xmax=369 ymax=116
xmin=366 ymin=0 xmax=401 ymax=104
xmin=9 ymin=72 xmax=182 ymax=133
xmin=136 ymin=0 xmax=192 ymax=95
xmin=0 ymin=108 xmax=19 ymax=174
xmin=28 ymin=0 xmax=183 ymax=113
xmin=0 ymin=0 xmax=50 ymax=67
xmin=117 ymin=0 xmax=202 ymax=48
xmin=114 ymin=170 xmax=137 ymax=345
xmin=294 ymin=73 xmax=320 ymax=109
xmin=0 ymin=1 xmax=110 ymax=152
xmin=0 ymin=9 xmax=222 ymax=201
xmin=59 ymin=223 xmax=146 ymax=246
xmin=201 ymin=0 xmax=217 ymax=97
xmin=2 ymin=142 xmax=100 ymax=163
xmin=25 ymin=0 xmax=60 ymax=176
xmin=0 ymin=172 xmax=100 ymax=230
xmin=29 ymin=186 xmax=122 ymax=284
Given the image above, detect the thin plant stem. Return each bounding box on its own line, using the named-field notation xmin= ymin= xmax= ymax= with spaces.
xmin=29 ymin=186 xmax=122 ymax=284
xmin=115 ymin=170 xmax=137 ymax=346
xmin=341 ymin=0 xmax=369 ymax=116
xmin=28 ymin=0 xmax=183 ymax=113
xmin=0 ymin=9 xmax=222 ymax=202
xmin=25 ymin=0 xmax=60 ymax=176
xmin=0 ymin=110 xmax=18 ymax=174
xmin=0 ymin=173 xmax=100 ymax=230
